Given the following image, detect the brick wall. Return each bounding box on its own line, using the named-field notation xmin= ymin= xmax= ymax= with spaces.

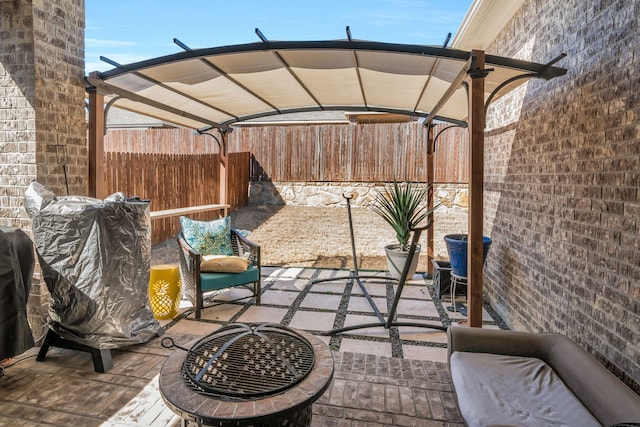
xmin=483 ymin=0 xmax=639 ymax=389
xmin=32 ymin=0 xmax=87 ymax=196
xmin=1 ymin=1 xmax=36 ymax=231
xmin=0 ymin=0 xmax=86 ymax=341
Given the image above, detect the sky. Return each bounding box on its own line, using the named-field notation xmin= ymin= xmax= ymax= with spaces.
xmin=85 ymin=0 xmax=473 ymax=73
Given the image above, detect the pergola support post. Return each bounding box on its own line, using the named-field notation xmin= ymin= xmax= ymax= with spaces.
xmin=194 ymin=128 xmax=229 ymax=210
xmin=467 ymin=50 xmax=487 ymax=328
xmin=219 ymin=131 xmax=228 ymax=208
xmin=87 ymin=87 xmax=105 ymax=198
xmin=426 ymin=125 xmax=435 ymax=276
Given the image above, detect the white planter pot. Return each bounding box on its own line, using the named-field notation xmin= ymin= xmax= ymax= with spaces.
xmin=384 ymin=244 xmax=421 ymax=280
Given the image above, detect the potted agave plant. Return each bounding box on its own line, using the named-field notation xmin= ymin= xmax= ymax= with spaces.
xmin=370 ymin=181 xmax=439 ymax=279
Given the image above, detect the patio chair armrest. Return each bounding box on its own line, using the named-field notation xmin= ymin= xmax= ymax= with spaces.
xmin=232 ymin=228 xmax=259 ymax=249
xmin=176 ymin=232 xmax=201 ymax=306
xmin=177 ymin=232 xmax=201 ymax=261
xmin=231 ymin=228 xmax=261 ymax=267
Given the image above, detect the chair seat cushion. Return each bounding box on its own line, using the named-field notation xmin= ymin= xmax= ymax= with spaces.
xmin=200 ymin=266 xmax=259 ymax=292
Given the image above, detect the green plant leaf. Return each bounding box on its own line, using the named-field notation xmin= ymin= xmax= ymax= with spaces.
xmin=370 ymin=180 xmax=440 ymax=251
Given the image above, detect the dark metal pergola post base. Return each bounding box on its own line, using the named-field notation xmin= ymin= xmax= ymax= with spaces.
xmin=310 ymin=193 xmax=392 ymax=324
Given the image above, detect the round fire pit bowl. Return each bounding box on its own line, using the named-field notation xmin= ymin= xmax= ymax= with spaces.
xmin=159 ymin=323 xmax=334 ymax=427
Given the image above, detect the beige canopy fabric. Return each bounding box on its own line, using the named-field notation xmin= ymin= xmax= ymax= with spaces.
xmin=86 ymin=40 xmax=566 ymax=130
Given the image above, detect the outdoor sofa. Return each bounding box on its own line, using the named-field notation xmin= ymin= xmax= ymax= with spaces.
xmin=447 ymin=326 xmax=640 ymax=427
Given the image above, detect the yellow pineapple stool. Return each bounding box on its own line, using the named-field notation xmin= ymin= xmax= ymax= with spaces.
xmin=148 ymin=264 xmax=182 ymax=320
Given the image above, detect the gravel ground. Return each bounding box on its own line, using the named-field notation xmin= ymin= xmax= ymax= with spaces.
xmin=151 ymin=204 xmax=467 ymax=271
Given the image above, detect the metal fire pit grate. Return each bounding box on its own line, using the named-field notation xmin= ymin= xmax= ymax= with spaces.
xmin=180 ymin=323 xmax=315 ymax=399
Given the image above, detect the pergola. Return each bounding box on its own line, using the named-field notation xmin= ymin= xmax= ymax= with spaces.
xmin=86 ymin=34 xmax=566 ymax=327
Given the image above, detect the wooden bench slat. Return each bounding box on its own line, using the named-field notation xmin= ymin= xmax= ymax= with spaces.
xmin=150 ymin=204 xmax=229 ymax=220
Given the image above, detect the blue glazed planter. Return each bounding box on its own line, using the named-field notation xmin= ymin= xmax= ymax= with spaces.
xmin=444 ymin=234 xmax=492 ymax=278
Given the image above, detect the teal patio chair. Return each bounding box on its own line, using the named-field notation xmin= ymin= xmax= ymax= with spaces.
xmin=177 ymin=226 xmax=261 ymax=320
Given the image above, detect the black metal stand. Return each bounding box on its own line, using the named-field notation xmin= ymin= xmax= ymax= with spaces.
xmin=313 ymin=198 xmax=445 ymax=335
xmin=36 ymin=329 xmax=113 ymax=373
xmin=311 ymin=193 xmax=393 ymax=326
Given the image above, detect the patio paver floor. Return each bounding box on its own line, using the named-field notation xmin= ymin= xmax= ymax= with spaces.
xmin=0 ymin=267 xmax=505 ymax=426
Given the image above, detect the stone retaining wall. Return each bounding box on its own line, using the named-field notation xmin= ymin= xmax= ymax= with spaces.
xmin=248 ymin=181 xmax=469 ymax=209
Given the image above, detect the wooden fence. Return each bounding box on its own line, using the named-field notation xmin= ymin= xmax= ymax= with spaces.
xmin=432 ymin=124 xmax=468 ymax=183
xmin=105 ymin=122 xmax=469 ymax=183
xmin=104 ymin=151 xmax=250 ymax=243
xmin=103 ymin=122 xmax=467 ymax=242
xmin=104 ymin=128 xmax=220 ymax=154
xmin=229 ymin=122 xmax=468 ymax=183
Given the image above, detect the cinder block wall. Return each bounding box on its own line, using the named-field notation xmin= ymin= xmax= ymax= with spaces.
xmin=0 ymin=0 xmax=86 ymax=340
xmin=483 ymin=0 xmax=639 ymax=389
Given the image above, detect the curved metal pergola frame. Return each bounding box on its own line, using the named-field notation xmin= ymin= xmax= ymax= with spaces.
xmin=87 ymin=38 xmax=566 ymax=132
xmin=86 ymin=36 xmax=567 ymax=328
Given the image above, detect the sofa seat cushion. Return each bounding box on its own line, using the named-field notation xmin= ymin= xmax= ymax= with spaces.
xmin=200 ymin=266 xmax=259 ymax=292
xmin=450 ymin=351 xmax=600 ymax=427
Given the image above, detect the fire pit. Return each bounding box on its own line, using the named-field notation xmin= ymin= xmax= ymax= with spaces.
xmin=159 ymin=323 xmax=334 ymax=426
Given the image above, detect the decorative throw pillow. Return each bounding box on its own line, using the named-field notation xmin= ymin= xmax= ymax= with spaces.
xmin=200 ymin=255 xmax=249 ymax=273
xmin=180 ymin=216 xmax=233 ymax=256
